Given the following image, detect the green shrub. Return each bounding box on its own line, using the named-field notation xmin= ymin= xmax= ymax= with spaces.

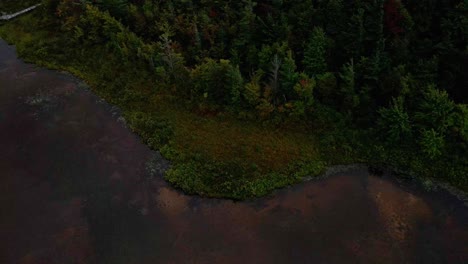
xmin=125 ymin=111 xmax=173 ymax=149
xmin=243 ymin=70 xmax=264 ymax=107
xmin=378 ymin=97 xmax=412 ymax=144
xmin=164 ymin=159 xmax=252 ymax=199
xmin=414 ymin=86 xmax=456 ymax=134
xmin=191 ymin=59 xmax=243 ymax=107
xmin=165 ymin=162 xmax=207 ymax=195
xmin=419 ymin=129 xmax=445 ymax=159
xmin=293 ymin=73 xmax=315 ymax=104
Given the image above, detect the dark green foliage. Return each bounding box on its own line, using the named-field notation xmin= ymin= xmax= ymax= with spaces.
xmin=419 ymin=129 xmax=445 ymax=159
xmin=164 ymin=155 xmax=326 ymax=199
xmin=126 ymin=112 xmax=173 ymax=149
xmin=378 ymin=97 xmax=412 ymax=144
xmin=93 ymin=0 xmax=128 ymax=18
xmin=342 ymin=8 xmax=365 ymax=59
xmin=242 ymin=69 xmax=263 ymax=108
xmin=52 ymin=0 xmax=465 ymax=123
xmin=315 ymin=72 xmax=337 ymax=103
xmin=291 ymin=73 xmax=315 ymax=117
xmin=454 ymin=104 xmax=468 ymax=143
xmin=414 ymin=86 xmax=456 ymax=133
xmin=2 ymin=0 xmax=467 ymax=198
xmin=339 ymin=59 xmax=359 ymax=113
xmin=191 ymin=59 xmax=243 ymax=107
xmin=303 ymin=27 xmax=328 ymax=76
xmin=157 ymin=34 xmax=190 ymax=93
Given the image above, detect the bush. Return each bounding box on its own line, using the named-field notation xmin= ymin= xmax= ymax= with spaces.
xmin=125 ymin=111 xmax=173 ymax=149
xmin=419 ymin=129 xmax=445 ymax=159
xmin=293 ymin=73 xmax=315 ymax=105
xmin=378 ymin=96 xmax=412 ymax=144
xmin=242 ymin=70 xmax=263 ymax=107
xmin=191 ymin=59 xmax=243 ymax=107
xmin=164 ymin=159 xmax=254 ymax=199
xmin=56 ymin=3 xmax=156 ymax=65
xmin=414 ymin=86 xmax=456 ymax=134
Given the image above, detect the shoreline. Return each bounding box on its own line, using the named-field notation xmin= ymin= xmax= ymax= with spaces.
xmin=304 ymin=163 xmax=468 ymax=207
xmin=0 ymin=30 xmax=468 ymax=200
xmin=0 ymin=35 xmax=466 ymax=203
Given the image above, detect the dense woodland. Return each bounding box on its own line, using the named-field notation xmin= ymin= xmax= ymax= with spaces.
xmin=1 ymin=0 xmax=467 ymax=198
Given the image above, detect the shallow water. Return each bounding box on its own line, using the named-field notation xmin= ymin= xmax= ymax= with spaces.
xmin=1 ymin=39 xmax=467 ymax=264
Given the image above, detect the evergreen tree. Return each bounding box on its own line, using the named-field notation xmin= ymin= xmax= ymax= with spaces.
xmin=342 ymin=8 xmax=365 ymax=59
xmin=339 ymin=59 xmax=359 ymax=112
xmin=303 ymin=27 xmax=328 ymax=76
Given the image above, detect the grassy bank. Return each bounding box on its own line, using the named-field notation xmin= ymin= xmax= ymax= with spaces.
xmin=1 ymin=3 xmax=466 ymax=199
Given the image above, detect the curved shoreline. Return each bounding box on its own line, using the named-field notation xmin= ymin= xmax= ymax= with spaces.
xmin=73 ymin=73 xmax=468 ymax=204
xmin=0 ymin=35 xmax=466 ymax=204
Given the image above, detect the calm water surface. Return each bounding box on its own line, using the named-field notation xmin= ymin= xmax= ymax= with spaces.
xmin=1 ymin=39 xmax=467 ymax=264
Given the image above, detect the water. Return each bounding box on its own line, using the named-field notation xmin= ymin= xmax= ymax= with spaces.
xmin=0 ymin=39 xmax=467 ymax=264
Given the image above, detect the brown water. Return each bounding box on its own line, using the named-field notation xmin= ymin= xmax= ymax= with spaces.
xmin=1 ymin=39 xmax=467 ymax=264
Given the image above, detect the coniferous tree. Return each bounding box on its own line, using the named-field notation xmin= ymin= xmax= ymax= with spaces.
xmin=339 ymin=59 xmax=359 ymax=112
xmin=303 ymin=27 xmax=328 ymax=76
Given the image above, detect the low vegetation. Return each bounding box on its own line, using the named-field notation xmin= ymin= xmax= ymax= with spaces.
xmin=1 ymin=0 xmax=466 ymax=199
